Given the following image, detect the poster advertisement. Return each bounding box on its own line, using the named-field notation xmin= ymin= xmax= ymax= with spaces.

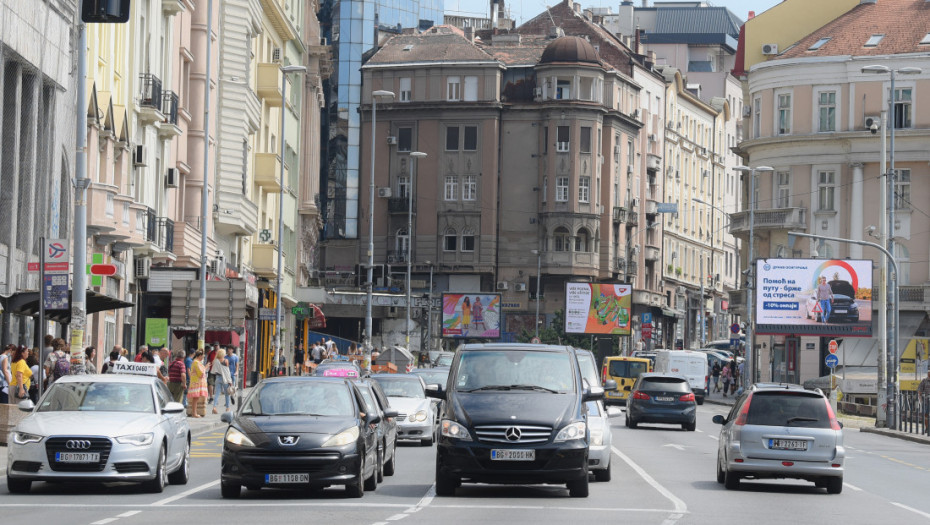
xmin=441 ymin=293 xmax=501 ymax=339
xmin=564 ymin=283 xmax=632 ymax=335
xmin=755 ymin=259 xmax=872 ymax=337
xmin=146 ymin=318 xmax=169 ymax=348
xmin=900 ymin=338 xmax=930 ymax=392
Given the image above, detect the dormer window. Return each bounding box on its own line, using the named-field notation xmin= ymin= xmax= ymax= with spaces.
xmin=808 ymin=37 xmax=830 ymax=51
xmin=864 ymin=34 xmax=884 ymax=48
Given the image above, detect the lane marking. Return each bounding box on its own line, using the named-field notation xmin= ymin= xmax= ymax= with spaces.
xmin=90 ymin=519 xmax=118 ymax=525
xmin=891 ymin=502 xmax=930 ymax=520
xmin=385 ymin=514 xmax=408 ymax=521
xmin=707 ymin=435 xmax=719 ymax=441
xmin=612 ymin=445 xmax=687 ymax=519
xmin=151 ymin=480 xmax=219 ymax=506
xmin=116 ymin=511 xmax=141 ymax=518
xmin=662 ymin=444 xmax=686 ymax=451
xmin=413 ymin=483 xmax=435 ymax=510
xmin=844 ymin=483 xmax=863 ymax=492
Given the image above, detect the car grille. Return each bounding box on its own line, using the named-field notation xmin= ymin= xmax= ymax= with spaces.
xmin=237 ymin=450 xmax=341 ymax=474
xmin=474 ymin=425 xmax=552 ymax=444
xmin=45 ymin=437 xmax=112 ymax=472
xmin=11 ymin=461 xmax=42 ymax=473
xmin=114 ymin=462 xmax=151 ymax=474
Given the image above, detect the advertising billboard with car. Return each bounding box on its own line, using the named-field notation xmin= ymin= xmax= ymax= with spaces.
xmin=755 ymin=259 xmax=872 ymax=337
xmin=564 ymin=282 xmax=633 ymax=335
xmin=441 ymin=293 xmax=501 ymax=339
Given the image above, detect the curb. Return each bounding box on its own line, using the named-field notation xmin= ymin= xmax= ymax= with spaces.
xmin=859 ymin=426 xmax=930 ymax=446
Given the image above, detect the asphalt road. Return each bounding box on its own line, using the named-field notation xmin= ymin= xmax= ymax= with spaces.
xmin=4 ymin=407 xmax=930 ymax=524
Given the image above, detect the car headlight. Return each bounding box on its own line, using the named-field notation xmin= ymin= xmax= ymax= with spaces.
xmin=12 ymin=431 xmax=44 ymax=445
xmin=225 ymin=427 xmax=256 ymax=447
xmin=849 ymin=303 xmax=858 ymax=310
xmin=411 ymin=410 xmax=428 ymax=422
xmin=441 ymin=420 xmax=472 ymax=441
xmin=554 ymin=421 xmax=586 ymax=442
xmin=590 ymin=429 xmax=604 ymax=446
xmin=116 ymin=433 xmax=155 ymax=446
xmin=323 ymin=426 xmax=360 ymax=447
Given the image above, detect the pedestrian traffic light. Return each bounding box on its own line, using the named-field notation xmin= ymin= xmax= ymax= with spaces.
xmin=82 ymin=0 xmax=131 ymax=23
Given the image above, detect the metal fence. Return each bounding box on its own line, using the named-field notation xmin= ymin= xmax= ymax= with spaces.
xmin=898 ymin=391 xmax=929 ymax=436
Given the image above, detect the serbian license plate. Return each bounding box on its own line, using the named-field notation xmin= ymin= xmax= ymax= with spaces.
xmin=770 ymin=439 xmax=807 ymax=451
xmin=55 ymin=452 xmax=100 ymax=463
xmin=656 ymin=396 xmax=675 ymax=402
xmin=491 ymin=449 xmax=535 ymax=461
xmin=265 ymin=473 xmax=310 ymax=484
xmin=834 ymin=309 xmax=847 ymax=314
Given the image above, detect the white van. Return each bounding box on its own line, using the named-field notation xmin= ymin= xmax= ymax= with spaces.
xmin=654 ymin=350 xmax=708 ymax=404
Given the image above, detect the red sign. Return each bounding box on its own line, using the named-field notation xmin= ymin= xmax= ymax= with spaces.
xmin=90 ymin=264 xmax=118 ymax=276
xmin=828 ymin=340 xmax=838 ymax=354
xmin=27 ymin=262 xmax=70 ymax=272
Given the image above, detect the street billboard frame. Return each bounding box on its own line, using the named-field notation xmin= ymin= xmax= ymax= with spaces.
xmin=441 ymin=293 xmax=502 ymax=339
xmin=755 ymin=258 xmax=873 ymax=337
xmin=564 ymin=282 xmax=633 ymax=335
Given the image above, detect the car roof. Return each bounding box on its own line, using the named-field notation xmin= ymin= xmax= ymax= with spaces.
xmin=637 ymin=372 xmax=689 ymax=381
xmin=371 ymin=373 xmax=421 ymax=380
xmin=54 ymin=373 xmax=158 ymax=385
xmin=459 ymin=343 xmax=573 ymax=353
xmin=750 ymin=382 xmax=824 ymax=395
xmin=262 ymin=375 xmax=350 ymax=385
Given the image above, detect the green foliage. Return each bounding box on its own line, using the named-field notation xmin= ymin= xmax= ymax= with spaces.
xmin=515 ymin=309 xmax=593 ymax=350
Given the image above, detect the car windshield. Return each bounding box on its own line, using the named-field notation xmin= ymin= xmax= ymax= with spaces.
xmin=241 ymin=381 xmax=355 ymax=416
xmin=746 ymin=392 xmax=830 ymax=428
xmin=609 ymin=360 xmax=649 ymax=378
xmin=639 ymin=377 xmax=690 ymax=392
xmin=38 ymin=382 xmax=155 ymax=413
xmin=435 ymin=354 xmax=453 ymax=366
xmin=375 ymin=378 xmax=425 ymax=398
xmin=454 ymin=350 xmax=575 ymax=393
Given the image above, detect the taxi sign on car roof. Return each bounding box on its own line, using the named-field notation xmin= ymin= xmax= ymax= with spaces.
xmin=110 ymin=361 xmax=158 ymax=377
xmin=323 ymin=368 xmax=358 ymax=378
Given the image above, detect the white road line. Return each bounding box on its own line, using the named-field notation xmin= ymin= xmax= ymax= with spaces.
xmin=90 ymin=519 xmax=118 ymax=525
xmin=707 ymin=435 xmax=719 ymax=441
xmin=0 ymin=502 xmax=414 ymax=509
xmin=151 ymin=480 xmax=219 ymax=506
xmin=116 ymin=511 xmax=141 ymax=518
xmin=428 ymin=504 xmax=678 ymax=513
xmin=612 ymin=445 xmax=687 ymax=521
xmin=891 ymin=502 xmax=930 ymax=520
xmin=385 ymin=514 xmax=408 ymax=521
xmin=413 ymin=483 xmax=435 ymax=510
xmin=844 ymin=483 xmax=863 ymax=492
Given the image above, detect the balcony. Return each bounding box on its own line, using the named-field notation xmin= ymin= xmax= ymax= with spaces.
xmin=644 ymin=245 xmax=660 ymax=262
xmin=254 ymin=152 xmax=284 ymax=193
xmin=388 ymin=197 xmax=415 ymax=214
xmin=627 ymin=210 xmax=639 ymax=227
xmin=729 ymin=207 xmax=807 ymax=238
xmin=627 ymin=260 xmax=638 ymax=276
xmin=386 ymin=250 xmax=409 ymax=264
xmin=257 ymin=63 xmax=286 ymax=105
xmin=215 ymin=193 xmax=259 ymax=236
xmin=252 ymin=243 xmax=284 ymax=278
xmin=155 ymin=217 xmax=174 ymax=253
xmin=138 ymin=73 xmax=164 ymax=126
xmin=633 ymin=289 xmax=665 ymax=307
xmin=612 ymin=206 xmax=626 ymax=224
xmin=156 ymin=91 xmax=181 ymax=139
xmin=614 ymin=256 xmax=626 ymax=272
xmin=645 ymin=199 xmax=658 ymax=216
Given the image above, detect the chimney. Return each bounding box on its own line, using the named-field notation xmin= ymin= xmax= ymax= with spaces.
xmin=464 ymin=26 xmax=474 ymax=43
xmin=491 ymin=0 xmax=499 ymax=29
xmin=574 ymin=2 xmax=581 ymax=13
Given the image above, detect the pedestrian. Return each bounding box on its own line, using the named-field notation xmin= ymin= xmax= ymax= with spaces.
xmin=721 ymin=362 xmax=731 ymax=397
xmin=635 ymin=338 xmax=645 ymax=354
xmin=101 ymin=350 xmax=121 ymax=373
xmin=0 ymin=344 xmax=12 ymax=404
xmin=227 ymin=347 xmax=240 ymax=388
xmin=211 ymin=348 xmax=232 ymax=413
xmin=167 ymin=350 xmax=187 ymax=403
xmin=729 ymin=360 xmax=740 ymax=395
xmin=207 ymin=344 xmax=219 ymax=402
xmin=135 ymin=344 xmax=149 ymax=362
xmin=294 ymin=344 xmax=305 ymax=376
xmin=183 ymin=350 xmax=194 ymax=408
xmin=816 ymin=276 xmax=833 ymax=323
xmin=711 ymin=362 xmax=721 ymax=393
xmin=9 ymin=345 xmax=32 ymax=403
xmin=157 ymin=347 xmax=170 ymax=383
xmin=83 ymin=346 xmax=98 ymax=374
xmin=44 ymin=340 xmax=70 ymax=385
xmin=27 ymin=350 xmax=43 ymax=403
xmin=118 ymin=346 xmax=129 ymax=362
xmin=311 ymin=341 xmax=323 ymax=365
xmin=917 ymin=369 xmax=930 ymax=428
xmin=187 ymin=349 xmax=208 ymax=418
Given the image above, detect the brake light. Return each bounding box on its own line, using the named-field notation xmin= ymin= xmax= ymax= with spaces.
xmin=733 ymin=394 xmax=753 ymax=426
xmin=679 ymin=392 xmax=695 ymax=402
xmin=602 ymin=365 xmax=608 ymax=381
xmin=632 ymin=390 xmax=650 ymax=400
xmin=823 ymin=397 xmax=842 ymax=430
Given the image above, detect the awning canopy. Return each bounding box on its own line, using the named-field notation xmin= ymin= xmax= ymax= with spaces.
xmin=1 ymin=289 xmax=134 ymax=324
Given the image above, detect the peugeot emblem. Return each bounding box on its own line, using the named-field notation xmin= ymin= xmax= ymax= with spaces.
xmin=505 ymin=427 xmax=522 ymax=442
xmin=66 ymin=440 xmax=92 ymax=450
xmin=279 ymin=435 xmax=299 ymax=446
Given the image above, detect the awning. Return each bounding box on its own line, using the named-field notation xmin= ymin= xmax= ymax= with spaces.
xmin=661 ymin=307 xmax=684 ymax=319
xmin=0 ymin=289 xmax=134 ymax=324
xmin=206 ymin=330 xmax=241 ymax=347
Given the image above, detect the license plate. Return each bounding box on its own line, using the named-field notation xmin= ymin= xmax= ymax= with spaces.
xmin=834 ymin=309 xmax=847 ymax=314
xmin=491 ymin=449 xmax=535 ymax=461
xmin=55 ymin=452 xmax=100 ymax=463
xmin=769 ymin=439 xmax=807 ymax=451
xmin=265 ymin=473 xmax=310 ymax=484
xmin=656 ymin=396 xmax=675 ymax=402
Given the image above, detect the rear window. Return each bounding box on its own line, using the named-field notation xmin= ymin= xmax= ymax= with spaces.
xmin=609 ymin=360 xmax=649 ymax=378
xmin=746 ymin=392 xmax=830 ymax=428
xmin=638 ymin=377 xmax=690 ymax=392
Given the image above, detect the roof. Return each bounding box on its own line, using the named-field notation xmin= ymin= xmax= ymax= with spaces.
xmin=539 ymin=35 xmax=600 ymax=65
xmin=778 ymin=0 xmax=930 ymax=59
xmin=641 ymin=7 xmax=742 ymax=51
xmin=366 ymin=25 xmax=497 ymax=66
xmin=459 ymin=343 xmax=573 ymax=352
xmin=481 ymin=34 xmax=551 ymax=67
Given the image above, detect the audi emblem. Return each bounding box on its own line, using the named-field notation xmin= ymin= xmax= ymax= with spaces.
xmin=66 ymin=440 xmax=92 ymax=450
xmin=505 ymin=427 xmax=522 ymax=442
xmin=278 ymin=435 xmax=299 ymax=446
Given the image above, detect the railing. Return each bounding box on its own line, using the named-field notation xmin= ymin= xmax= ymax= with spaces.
xmin=156 ymin=217 xmax=174 ymax=253
xmin=627 ymin=260 xmax=638 ymax=276
xmin=627 ymin=210 xmax=639 ymax=227
xmin=388 ymin=197 xmax=413 ymax=213
xmin=140 ymin=73 xmax=163 ymax=109
xmin=386 ymin=250 xmax=408 ymax=263
xmin=729 ymin=207 xmax=807 ymax=235
xmin=898 ymin=391 xmax=929 ymax=436
xmin=145 ymin=208 xmax=157 ymax=242
xmin=612 ymin=206 xmax=626 ymax=223
xmin=162 ymin=91 xmax=179 ymax=125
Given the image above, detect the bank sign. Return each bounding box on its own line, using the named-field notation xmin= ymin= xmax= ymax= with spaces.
xmin=755 ymin=259 xmax=873 ymax=337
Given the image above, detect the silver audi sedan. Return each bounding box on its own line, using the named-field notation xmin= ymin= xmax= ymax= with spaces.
xmin=6 ymin=372 xmax=191 ymax=493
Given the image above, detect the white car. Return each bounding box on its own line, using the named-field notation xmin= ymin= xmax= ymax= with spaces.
xmin=371 ymin=374 xmax=437 ymax=446
xmin=6 ymin=370 xmax=191 ymax=494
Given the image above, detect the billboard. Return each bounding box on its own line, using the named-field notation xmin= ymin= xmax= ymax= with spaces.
xmin=564 ymin=283 xmax=632 ymax=335
xmin=755 ymin=259 xmax=873 ymax=337
xmin=441 ymin=293 xmax=502 ymax=339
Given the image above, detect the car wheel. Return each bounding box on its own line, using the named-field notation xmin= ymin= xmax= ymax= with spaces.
xmin=628 ymin=416 xmax=638 ymax=429
xmin=168 ymin=440 xmax=190 ymax=485
xmin=826 ymin=476 xmax=843 ymax=494
xmin=384 ymin=443 xmax=396 ymax=477
xmin=364 ymin=449 xmax=379 ymax=491
xmin=716 ymin=455 xmax=725 ymax=484
xmin=6 ymin=477 xmax=31 ymax=494
xmin=696 ymin=397 xmax=704 ymax=406
xmin=684 ymin=421 xmax=696 ymax=432
xmin=435 ymin=463 xmax=457 ymax=497
xmin=346 ymin=454 xmax=365 ymax=498
xmin=593 ymin=460 xmax=611 ymax=482
xmin=376 ymin=443 xmax=385 ymax=483
xmin=723 ymin=467 xmax=740 ymax=490
xmin=143 ymin=446 xmax=168 ymax=493
xmin=220 ymin=480 xmax=241 ymax=499
xmin=567 ymin=473 xmax=589 ymax=498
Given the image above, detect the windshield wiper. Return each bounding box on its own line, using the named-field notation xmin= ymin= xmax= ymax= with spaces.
xmin=786 ymin=416 xmax=818 ymax=424
xmin=508 ymin=384 xmax=559 ymax=393
xmin=460 ymin=384 xmax=514 ymax=392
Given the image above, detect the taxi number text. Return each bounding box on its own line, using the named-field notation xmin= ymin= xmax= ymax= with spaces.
xmin=491 ymin=449 xmax=535 ymax=461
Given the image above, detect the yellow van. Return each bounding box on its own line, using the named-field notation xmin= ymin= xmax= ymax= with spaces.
xmin=602 ymin=356 xmax=652 ymax=405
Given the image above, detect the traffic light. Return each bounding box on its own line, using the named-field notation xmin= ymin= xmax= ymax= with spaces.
xmin=82 ymin=0 xmax=131 ymax=23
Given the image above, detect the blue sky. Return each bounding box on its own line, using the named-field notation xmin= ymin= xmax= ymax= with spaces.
xmin=445 ymin=0 xmax=784 ymax=26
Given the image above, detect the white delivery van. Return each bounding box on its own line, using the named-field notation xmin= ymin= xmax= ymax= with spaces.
xmin=654 ymin=350 xmax=708 ymax=404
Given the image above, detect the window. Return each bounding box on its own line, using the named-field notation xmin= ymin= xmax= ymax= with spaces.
xmin=464 ymin=76 xmax=478 ymax=101
xmin=446 ymin=77 xmax=461 ymax=101
xmin=445 ymin=127 xmax=459 ymax=151
xmin=894 ymin=169 xmax=911 ymax=210
xmin=864 ymin=34 xmax=884 ymax=47
xmin=554 ymin=227 xmax=570 ymax=251
xmin=575 ymin=229 xmax=590 ymax=252
xmin=580 ymin=126 xmax=591 ymax=153
xmin=556 ymin=126 xmax=570 ymax=152
xmin=461 ymin=233 xmax=475 ymax=252
xmin=556 ymin=79 xmax=571 ymax=99
xmin=753 ymin=97 xmax=761 ymax=138
xmin=463 ymin=175 xmax=476 ymax=200
xmin=105 ymin=193 xmax=114 ymax=217
xmin=818 ymin=171 xmax=835 ymax=211
xmin=776 ymin=171 xmax=790 ymax=208
xmin=578 ymin=176 xmax=590 ymax=203
xmin=556 ymin=176 xmax=569 ymax=202
xmin=818 ymin=91 xmax=836 ymax=132
xmin=777 ymin=93 xmax=791 ymax=134
xmin=463 ymin=126 xmax=477 ymax=150
xmin=396 ymin=228 xmax=410 ymax=255
xmin=922 ymin=33 xmax=930 ymax=45
xmin=809 ymin=37 xmax=831 ymax=51
xmin=444 ymin=176 xmax=457 ymax=201
xmin=542 ymin=176 xmax=548 ymax=203
xmin=894 ymin=87 xmax=912 ymax=128
xmin=895 ymin=244 xmax=910 ymax=284
xmin=399 ymin=77 xmax=411 ymax=102
xmin=443 ymin=229 xmax=457 ymax=251
xmin=398 ymin=175 xmax=410 ymax=199
xmin=397 ymin=127 xmax=412 ymax=152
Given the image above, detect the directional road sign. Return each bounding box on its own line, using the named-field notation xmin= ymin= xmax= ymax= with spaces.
xmin=824 ymin=354 xmax=839 ymax=368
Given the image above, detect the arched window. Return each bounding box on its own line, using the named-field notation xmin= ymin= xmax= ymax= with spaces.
xmin=442 ymin=228 xmax=457 ymax=252
xmin=554 ymin=227 xmax=570 ymax=252
xmin=575 ymin=228 xmax=591 ymax=252
xmin=895 ymin=244 xmax=910 ymax=284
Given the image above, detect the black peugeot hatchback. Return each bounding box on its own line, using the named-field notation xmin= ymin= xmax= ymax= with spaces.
xmin=426 ymin=343 xmax=604 ymax=498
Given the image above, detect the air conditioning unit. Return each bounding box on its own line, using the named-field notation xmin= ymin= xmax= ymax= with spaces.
xmin=627 ymin=165 xmax=633 ymax=174
xmin=165 ymin=168 xmax=178 ymax=188
xmin=864 ymin=115 xmax=881 ymax=129
xmin=208 ymin=259 xmax=222 ymax=275
xmin=320 ymin=37 xmax=328 ymax=46
xmin=377 ymin=187 xmax=392 ymax=198
xmin=761 ymin=43 xmax=778 ymax=55
xmin=134 ymin=257 xmax=151 ymax=279
xmin=133 ymin=144 xmax=147 ymax=166
xmin=556 ymin=142 xmax=570 ymax=152
xmin=648 ymin=134 xmax=656 ymax=142
xmin=386 ymin=136 xmax=397 ymax=145
xmin=272 ymin=47 xmax=282 ymax=62
xmin=631 ymin=198 xmax=640 ymax=208
xmin=496 ymin=281 xmax=509 ymax=291
xmin=515 ymin=283 xmax=527 ymax=292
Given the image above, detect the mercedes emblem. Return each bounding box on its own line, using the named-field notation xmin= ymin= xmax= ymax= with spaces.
xmin=504 ymin=427 xmax=522 ymax=441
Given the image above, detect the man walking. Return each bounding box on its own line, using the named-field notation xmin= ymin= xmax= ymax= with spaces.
xmin=294 ymin=344 xmax=305 ymax=376
xmin=816 ymin=276 xmax=833 ymax=323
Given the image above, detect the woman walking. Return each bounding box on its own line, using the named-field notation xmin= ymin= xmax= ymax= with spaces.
xmin=187 ymin=349 xmax=208 ymax=417
xmin=9 ymin=345 xmax=32 ymax=403
xmin=211 ymin=348 xmax=232 ymax=413
xmin=720 ymin=362 xmax=731 ymax=398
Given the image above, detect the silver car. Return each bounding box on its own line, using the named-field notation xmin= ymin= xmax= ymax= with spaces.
xmin=573 ymin=348 xmax=617 ymax=482
xmin=713 ymin=383 xmax=845 ymax=494
xmin=371 ymin=374 xmax=437 ymax=446
xmin=6 ymin=373 xmax=191 ymax=494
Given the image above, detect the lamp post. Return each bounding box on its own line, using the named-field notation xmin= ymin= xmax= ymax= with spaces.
xmin=425 ymin=260 xmax=434 ymax=357
xmin=694 ymin=197 xmax=725 ymax=345
xmin=407 ymin=152 xmax=427 ymax=353
xmin=273 ymin=64 xmax=307 ymax=376
xmin=861 ymin=65 xmax=920 ymax=429
xmin=531 ymin=249 xmax=542 ymax=339
xmin=365 ymin=90 xmax=395 ymax=373
xmin=196 ymin=0 xmax=216 ymax=356
xmin=733 ymin=165 xmax=774 ymax=387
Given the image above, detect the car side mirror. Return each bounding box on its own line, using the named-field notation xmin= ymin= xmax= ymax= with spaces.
xmin=425 ymin=384 xmax=445 ymax=400
xmin=366 ymin=413 xmax=382 ymax=425
xmin=383 ymin=409 xmax=399 ymax=419
xmin=18 ymin=399 xmax=35 ymax=412
xmin=603 ymin=379 xmax=618 ymax=392
xmin=583 ymin=385 xmax=605 ymax=401
xmin=163 ymin=402 xmax=185 ymax=414
xmin=712 ymin=414 xmax=726 ymax=425
xmin=220 ymin=412 xmax=233 ymax=424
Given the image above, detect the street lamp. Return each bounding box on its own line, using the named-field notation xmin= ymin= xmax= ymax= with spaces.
xmin=365 ymin=89 xmax=395 ymax=373
xmin=407 ymin=151 xmax=427 ymax=353
xmin=425 ymin=260 xmax=434 ymax=357
xmin=693 ymin=197 xmax=725 ymax=346
xmin=274 ymin=64 xmax=307 ymax=375
xmin=531 ymin=249 xmax=542 ymax=339
xmin=733 ymin=165 xmax=774 ymax=387
xmin=197 ymin=0 xmax=216 ymax=357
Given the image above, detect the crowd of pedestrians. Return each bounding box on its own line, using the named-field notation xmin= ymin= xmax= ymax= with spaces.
xmin=710 ymin=359 xmax=744 ymax=397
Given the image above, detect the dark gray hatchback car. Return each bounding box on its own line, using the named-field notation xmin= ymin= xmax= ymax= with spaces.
xmin=625 ymin=372 xmax=697 ymax=431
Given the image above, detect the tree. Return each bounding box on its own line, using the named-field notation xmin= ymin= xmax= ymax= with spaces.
xmin=516 ymin=309 xmax=591 ymax=349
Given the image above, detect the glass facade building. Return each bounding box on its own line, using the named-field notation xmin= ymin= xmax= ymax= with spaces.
xmin=320 ymin=0 xmax=443 ymax=239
